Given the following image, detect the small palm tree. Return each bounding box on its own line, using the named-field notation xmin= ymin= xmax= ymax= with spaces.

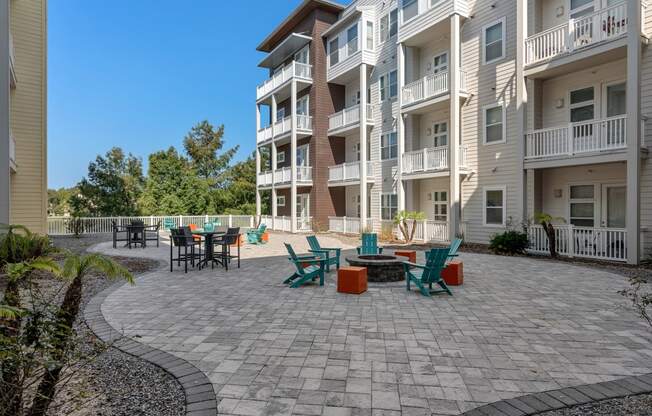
xmin=29 ymin=253 xmax=133 ymax=416
xmin=394 ymin=211 xmax=426 ymax=243
xmin=533 ymin=212 xmax=565 ymax=258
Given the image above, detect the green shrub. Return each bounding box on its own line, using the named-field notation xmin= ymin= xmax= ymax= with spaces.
xmin=489 ymin=230 xmax=529 ymax=255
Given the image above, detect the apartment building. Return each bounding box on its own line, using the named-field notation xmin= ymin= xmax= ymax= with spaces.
xmin=255 ymin=0 xmax=651 ymax=265
xmin=0 ymin=0 xmax=48 ymax=234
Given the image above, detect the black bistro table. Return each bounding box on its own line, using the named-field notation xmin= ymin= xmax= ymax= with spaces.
xmin=126 ymin=223 xmax=146 ymax=248
xmin=192 ymin=230 xmax=225 ymax=269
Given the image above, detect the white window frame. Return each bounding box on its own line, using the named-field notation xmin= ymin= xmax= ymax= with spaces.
xmin=482 ymin=17 xmax=506 ymax=65
xmin=297 ymin=94 xmax=309 ymax=116
xmin=366 ymin=21 xmax=374 ymax=50
xmin=401 ymin=0 xmax=419 ymax=24
xmin=346 ymin=22 xmax=359 ymax=57
xmin=569 ymin=85 xmax=595 ymax=123
xmin=432 ymin=190 xmax=448 ymax=222
xmin=483 ymin=185 xmax=507 ymax=227
xmin=568 ymin=183 xmax=596 ymax=227
xmin=276 ymin=107 xmax=286 ymax=122
xmin=379 ymin=8 xmax=398 ymax=44
xmin=294 ymin=45 xmax=310 ymax=64
xmin=380 ymin=70 xmax=398 ymax=102
xmin=276 ymin=151 xmax=285 ymax=164
xmin=432 ymin=51 xmax=448 ymax=74
xmin=381 ymin=131 xmax=398 ymax=160
xmin=381 ymin=193 xmax=398 ymax=220
xmin=483 ymin=103 xmax=506 ymax=145
xmin=329 ymin=38 xmax=339 ymax=67
xmin=569 ymin=0 xmax=595 ymax=19
xmin=433 ymin=121 xmax=448 ymax=147
xmin=277 ymin=195 xmax=286 ymax=207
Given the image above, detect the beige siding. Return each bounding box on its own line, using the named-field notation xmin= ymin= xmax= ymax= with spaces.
xmin=9 ymin=0 xmax=47 ymax=234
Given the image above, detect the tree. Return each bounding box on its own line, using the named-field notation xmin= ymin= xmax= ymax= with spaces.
xmin=218 ymin=152 xmax=261 ymax=215
xmin=394 ymin=211 xmax=426 ymax=243
xmin=183 ymin=120 xmax=238 ymax=186
xmin=534 ymin=212 xmax=564 ymax=258
xmin=47 ymin=187 xmax=76 ymax=216
xmin=70 ymin=148 xmax=144 ymax=217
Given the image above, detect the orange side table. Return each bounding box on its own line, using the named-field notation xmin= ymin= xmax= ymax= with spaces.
xmin=261 ymin=232 xmax=269 ymax=242
xmin=337 ymin=266 xmax=367 ymax=294
xmin=442 ymin=260 xmax=463 ymax=286
xmin=394 ymin=250 xmax=417 ymax=263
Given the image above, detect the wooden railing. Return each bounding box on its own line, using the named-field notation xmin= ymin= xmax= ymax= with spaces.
xmin=525 ymin=2 xmax=629 ymax=65
xmin=328 ymin=161 xmax=374 ymax=182
xmin=525 ymin=115 xmax=628 ymax=159
xmin=256 ymin=61 xmax=313 ymax=99
xmin=402 ymin=70 xmax=467 ymax=107
xmin=528 ymin=225 xmax=627 ymax=262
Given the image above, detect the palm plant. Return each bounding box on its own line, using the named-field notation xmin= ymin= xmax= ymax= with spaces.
xmin=29 ymin=253 xmax=133 ymax=416
xmin=533 ymin=213 xmax=565 ymax=258
xmin=394 ymin=211 xmax=426 ymax=243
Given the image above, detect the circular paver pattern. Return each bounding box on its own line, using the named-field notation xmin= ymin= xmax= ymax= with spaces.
xmin=95 ymin=233 xmax=652 ymax=416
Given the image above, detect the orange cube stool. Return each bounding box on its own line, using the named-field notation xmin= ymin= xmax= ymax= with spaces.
xmin=394 ymin=250 xmax=416 ymax=263
xmin=442 ymin=260 xmax=463 ymax=286
xmin=337 ymin=266 xmax=367 ymax=294
xmin=261 ymin=232 xmax=269 ymax=242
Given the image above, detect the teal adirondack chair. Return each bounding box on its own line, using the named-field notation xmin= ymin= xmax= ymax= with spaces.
xmin=246 ymin=224 xmax=267 ymax=244
xmin=283 ymin=243 xmax=325 ymax=288
xmin=306 ymin=235 xmax=340 ymax=272
xmin=203 ymin=222 xmax=216 ymax=232
xmin=356 ymin=233 xmax=383 ymax=255
xmin=447 ymin=238 xmax=463 ymax=262
xmin=403 ymin=247 xmax=452 ymax=297
xmin=163 ymin=217 xmax=176 ymax=230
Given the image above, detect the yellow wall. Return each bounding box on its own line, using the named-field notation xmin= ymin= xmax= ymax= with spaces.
xmin=9 ymin=0 xmax=47 ymax=234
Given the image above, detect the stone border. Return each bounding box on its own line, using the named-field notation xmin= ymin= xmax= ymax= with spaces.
xmin=84 ymin=278 xmax=218 ymax=416
xmin=463 ymin=373 xmax=652 ymax=416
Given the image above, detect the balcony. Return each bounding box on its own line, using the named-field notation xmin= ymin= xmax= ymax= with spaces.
xmin=328 ymin=104 xmax=374 ymax=136
xmin=524 ymin=2 xmax=639 ymax=78
xmin=257 ymin=166 xmax=313 ymax=189
xmin=524 ymin=115 xmax=642 ymax=166
xmin=328 ymin=161 xmax=375 ymax=186
xmin=401 ymin=146 xmax=467 ymax=177
xmin=256 ymin=61 xmax=312 ymax=101
xmin=256 ymin=115 xmax=313 ymax=145
xmin=9 ymin=131 xmax=16 ymax=172
xmin=9 ymin=32 xmax=16 ymax=88
xmin=528 ymin=224 xmax=627 ymax=262
xmin=398 ymin=0 xmax=469 ymax=45
xmin=401 ymin=71 xmax=467 ymax=111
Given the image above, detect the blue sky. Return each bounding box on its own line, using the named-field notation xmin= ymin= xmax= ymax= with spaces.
xmin=48 ymin=0 xmax=351 ymax=189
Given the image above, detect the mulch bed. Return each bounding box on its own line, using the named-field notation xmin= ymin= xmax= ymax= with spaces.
xmin=537 ymin=393 xmax=652 ymax=416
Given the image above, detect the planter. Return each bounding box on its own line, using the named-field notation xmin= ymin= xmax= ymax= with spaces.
xmin=442 ymin=260 xmax=463 ymax=285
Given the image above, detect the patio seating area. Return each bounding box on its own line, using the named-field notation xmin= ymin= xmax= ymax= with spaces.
xmin=91 ymin=233 xmax=652 ymax=416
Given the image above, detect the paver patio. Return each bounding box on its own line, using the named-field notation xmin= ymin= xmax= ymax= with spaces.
xmin=92 ymin=233 xmax=652 ymax=416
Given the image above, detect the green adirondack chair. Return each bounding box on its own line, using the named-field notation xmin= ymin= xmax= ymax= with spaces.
xmin=246 ymin=224 xmax=267 ymax=244
xmin=306 ymin=235 xmax=340 ymax=272
xmin=203 ymin=222 xmax=216 ymax=232
xmin=356 ymin=233 xmax=383 ymax=255
xmin=283 ymin=243 xmax=325 ymax=288
xmin=403 ymin=247 xmax=452 ymax=297
xmin=447 ymin=238 xmax=463 ymax=262
xmin=163 ymin=217 xmax=176 ymax=230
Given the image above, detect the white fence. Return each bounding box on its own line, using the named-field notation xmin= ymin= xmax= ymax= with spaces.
xmin=328 ymin=161 xmax=374 ymax=182
xmin=256 ymin=61 xmax=312 ymax=99
xmin=47 ymin=215 xmax=255 ymax=236
xmin=525 ymin=115 xmax=630 ymax=159
xmin=527 ymin=224 xmax=627 ymax=262
xmin=525 ymin=2 xmax=630 ymax=65
xmin=328 ymin=217 xmax=362 ymax=234
xmin=402 ymin=70 xmax=467 ymax=107
xmin=260 ymin=215 xmax=312 ymax=232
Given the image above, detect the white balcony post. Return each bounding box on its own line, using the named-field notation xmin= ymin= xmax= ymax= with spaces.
xmin=290 ymin=80 xmax=298 ymax=233
xmin=0 ymin=0 xmax=9 ymax=225
xmin=448 ymin=14 xmax=461 ymax=242
xmin=255 ymin=146 xmax=261 ymax=217
xmin=271 ymin=94 xmax=278 ymax=135
xmin=626 ymin=0 xmax=642 ymax=264
xmin=422 ymin=148 xmax=427 ymax=171
xmin=516 ymin=0 xmax=528 ymax=224
xmin=360 ymin=64 xmax=369 ymax=230
xmin=398 ymin=43 xmax=406 ymax=211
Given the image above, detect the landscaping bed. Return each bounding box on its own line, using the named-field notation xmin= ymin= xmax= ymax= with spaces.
xmin=537 ymin=393 xmax=652 ymax=416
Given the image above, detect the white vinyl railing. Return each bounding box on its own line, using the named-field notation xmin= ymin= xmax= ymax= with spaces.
xmin=402 ymin=146 xmax=448 ymax=174
xmin=328 ymin=161 xmax=374 ymax=182
xmin=256 ymin=61 xmax=313 ymax=99
xmin=402 ymin=70 xmax=467 ymax=107
xmin=47 ymin=215 xmax=254 ymax=236
xmin=328 ymin=104 xmax=374 ymax=131
xmin=269 ymin=166 xmax=313 ymax=185
xmin=528 ymin=225 xmax=627 ymax=262
xmin=329 ymin=217 xmax=362 ymax=234
xmin=260 ymin=215 xmax=312 ymax=232
xmin=297 ymin=114 xmax=312 ymax=131
xmin=258 ymin=114 xmax=313 ymax=143
xmin=525 ymin=2 xmax=630 ymax=65
xmin=257 ymin=170 xmax=273 ymax=187
xmin=525 ymin=115 xmax=628 ymax=159
xmin=412 ymin=220 xmax=449 ymax=242
xmin=273 ymin=167 xmax=292 ymax=184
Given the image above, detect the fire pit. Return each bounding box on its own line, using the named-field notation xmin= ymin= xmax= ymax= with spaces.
xmin=345 ymin=255 xmax=405 ymax=282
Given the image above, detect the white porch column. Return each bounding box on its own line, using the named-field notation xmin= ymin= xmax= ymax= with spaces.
xmin=626 ymin=0 xmax=642 ymax=264
xmin=255 ymin=104 xmax=262 ymax=218
xmin=397 ymin=43 xmax=406 ymax=211
xmin=360 ymin=63 xmax=369 ymax=230
xmin=290 ymin=80 xmax=298 ymax=233
xmin=448 ymin=15 xmax=461 ymax=242
xmin=515 ymin=0 xmax=528 ymax=224
xmin=271 ymin=143 xmax=278 ymax=226
xmin=0 ymin=0 xmax=10 ymax=225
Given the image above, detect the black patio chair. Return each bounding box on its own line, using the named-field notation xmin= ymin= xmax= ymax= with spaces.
xmin=170 ymin=227 xmax=203 ymax=273
xmin=214 ymin=227 xmax=241 ymax=271
xmin=145 ymin=221 xmax=161 ymax=247
xmin=128 ymin=220 xmax=146 ymax=249
xmin=112 ymin=220 xmax=128 ymax=249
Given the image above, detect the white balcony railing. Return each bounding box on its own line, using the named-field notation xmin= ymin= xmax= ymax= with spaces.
xmin=257 ymin=170 xmax=273 ymax=187
xmin=329 ymin=217 xmax=362 ymax=234
xmin=525 ymin=2 xmax=630 ymax=66
xmin=256 ymin=61 xmax=313 ymax=100
xmin=272 ymin=166 xmax=313 ymax=184
xmin=328 ymin=161 xmax=374 ymax=183
xmin=297 ymin=114 xmax=312 ymax=131
xmin=412 ymin=220 xmax=449 ymax=243
xmin=402 ymin=71 xmax=467 ymax=107
xmin=528 ymin=225 xmax=627 ymax=262
xmin=328 ymin=104 xmax=374 ymax=131
xmin=257 ymin=114 xmax=313 ymax=143
xmin=525 ymin=115 xmax=628 ymax=160
xmin=402 ymin=146 xmax=449 ymax=174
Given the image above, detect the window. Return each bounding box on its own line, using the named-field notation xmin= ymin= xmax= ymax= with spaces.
xmin=356 ymin=195 xmax=371 ymax=218
xmin=401 ymin=0 xmax=418 ymax=23
xmin=381 ymin=194 xmax=398 ymax=220
xmin=294 ymin=46 xmax=309 ymax=64
xmin=380 ymin=70 xmax=398 ymax=101
xmin=432 ymin=191 xmax=448 ymax=222
xmin=433 ymin=122 xmax=448 ymax=147
xmin=381 ymin=131 xmax=398 ymax=160
xmin=347 ymin=24 xmax=359 ymax=56
xmin=277 ymin=195 xmax=286 ymax=207
xmin=329 ymin=38 xmax=339 ymax=66
xmin=570 ymin=0 xmax=594 ymax=18
xmin=379 ymin=9 xmax=398 ymax=43
xmin=366 ymin=21 xmax=374 ymax=50
xmin=483 ymin=18 xmax=505 ymax=64
xmin=570 ymin=87 xmax=595 ymax=122
xmin=276 ymin=107 xmax=285 ymax=122
xmin=484 ymin=104 xmax=505 ymax=144
xmin=484 ymin=187 xmax=506 ymax=226
xmin=297 ymin=95 xmax=309 ymax=116
xmin=433 ymin=52 xmax=448 ymax=74
xmin=276 ymin=151 xmax=285 ymax=164
xmin=569 ymin=185 xmax=595 ymax=227
xmin=355 ymin=89 xmax=372 ymax=105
